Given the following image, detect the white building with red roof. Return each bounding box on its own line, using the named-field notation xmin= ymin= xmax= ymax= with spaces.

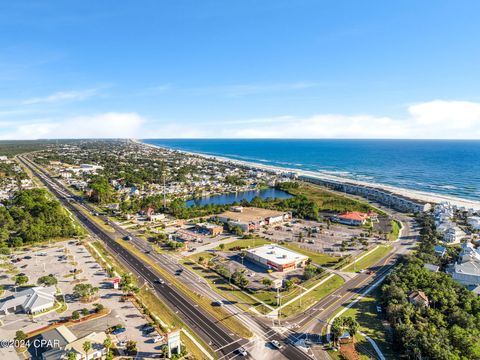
xmin=332 ymin=211 xmax=374 ymax=226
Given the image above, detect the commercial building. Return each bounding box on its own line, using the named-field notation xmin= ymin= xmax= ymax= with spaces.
xmin=245 ymin=244 xmax=308 ymax=272
xmin=0 ymin=286 xmax=56 ymax=316
xmin=215 ymin=207 xmax=291 ymax=232
xmin=41 ymin=325 xmax=108 ymax=360
xmin=195 ymin=222 xmax=223 ymax=236
xmin=332 ymin=211 xmax=374 ymax=226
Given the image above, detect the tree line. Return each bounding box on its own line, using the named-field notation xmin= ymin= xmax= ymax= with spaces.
xmin=0 ymin=188 xmax=82 ymax=248
xmin=381 ymin=213 xmax=480 ymax=359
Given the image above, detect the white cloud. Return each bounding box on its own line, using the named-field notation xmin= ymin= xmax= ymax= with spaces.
xmin=22 ymin=88 xmax=98 ymax=105
xmin=0 ymin=112 xmax=144 ymax=139
xmin=2 ymin=99 xmax=480 ymax=139
xmin=194 ymin=100 xmax=480 ymax=139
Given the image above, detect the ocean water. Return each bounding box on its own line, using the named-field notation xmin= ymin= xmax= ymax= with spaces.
xmin=143 ymin=139 xmax=480 ymax=201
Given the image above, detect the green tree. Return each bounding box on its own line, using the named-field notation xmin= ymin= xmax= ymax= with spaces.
xmin=89 ymin=176 xmax=114 ymax=204
xmin=125 ymin=340 xmax=137 ymax=354
xmin=284 ymin=279 xmax=294 ymax=291
xmin=82 ymin=341 xmax=91 ymax=358
xmin=119 ymin=273 xmax=138 ymax=295
xmin=15 ymin=275 xmax=28 ymax=286
xmin=103 ymin=337 xmax=112 ymax=352
xmin=14 ymin=330 xmax=27 ymax=342
xmin=261 ymin=277 xmax=273 ymax=288
xmin=37 ymin=275 xmax=57 ymax=286
xmin=73 ymin=283 xmax=99 ymax=301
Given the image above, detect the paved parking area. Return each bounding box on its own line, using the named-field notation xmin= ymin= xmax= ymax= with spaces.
xmin=0 ymin=240 xmax=165 ymax=359
xmin=257 ymin=219 xmax=381 ymax=257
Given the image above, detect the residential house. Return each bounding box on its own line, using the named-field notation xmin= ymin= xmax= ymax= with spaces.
xmin=468 ymin=216 xmax=480 ymax=230
xmin=434 ymin=245 xmax=447 ymax=257
xmin=408 ymin=291 xmax=429 ymax=307
xmin=451 ymin=242 xmax=480 ymax=286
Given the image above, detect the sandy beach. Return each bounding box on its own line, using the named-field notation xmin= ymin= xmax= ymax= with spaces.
xmin=136 ymin=139 xmax=480 ymax=211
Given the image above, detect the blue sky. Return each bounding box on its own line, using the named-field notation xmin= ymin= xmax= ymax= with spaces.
xmin=1 ymin=0 xmax=480 ymax=139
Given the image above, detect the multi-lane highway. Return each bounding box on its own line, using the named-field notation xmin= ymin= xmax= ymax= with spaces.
xmin=17 ymin=155 xmax=249 ymax=359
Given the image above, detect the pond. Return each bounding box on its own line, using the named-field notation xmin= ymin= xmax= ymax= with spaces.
xmin=186 ymin=187 xmax=293 ymax=208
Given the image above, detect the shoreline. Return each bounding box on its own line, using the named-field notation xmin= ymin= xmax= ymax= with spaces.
xmin=134 ymin=139 xmax=480 ymax=210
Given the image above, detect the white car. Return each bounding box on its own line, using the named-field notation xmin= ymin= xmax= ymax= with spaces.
xmin=213 ymin=300 xmax=223 ymax=306
xmin=153 ymin=335 xmax=164 ymax=343
xmin=118 ymin=340 xmax=127 ymax=347
xmin=236 ymin=347 xmax=247 ymax=356
xmin=270 ymin=340 xmax=283 ymax=349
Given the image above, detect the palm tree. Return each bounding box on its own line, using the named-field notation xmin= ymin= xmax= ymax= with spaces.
xmin=82 ymin=341 xmax=91 ymax=359
xmin=103 ymin=337 xmax=112 ymax=352
xmin=67 ymin=351 xmax=77 ymax=360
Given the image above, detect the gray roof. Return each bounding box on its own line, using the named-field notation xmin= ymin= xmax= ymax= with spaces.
xmin=454 ymin=261 xmax=480 ymax=276
xmin=0 ymin=286 xmax=56 ymax=313
xmin=424 ymin=263 xmax=440 ymax=272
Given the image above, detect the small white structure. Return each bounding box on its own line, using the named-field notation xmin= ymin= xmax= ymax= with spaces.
xmin=245 ymin=244 xmax=308 ymax=272
xmin=0 ymin=286 xmax=56 ymax=316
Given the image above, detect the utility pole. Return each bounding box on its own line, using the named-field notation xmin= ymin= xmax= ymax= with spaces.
xmin=163 ymin=172 xmax=166 ymax=209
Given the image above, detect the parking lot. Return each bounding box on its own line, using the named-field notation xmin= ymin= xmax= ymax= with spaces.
xmin=0 ymin=240 xmax=165 ymax=359
xmin=256 ymin=218 xmax=385 ymax=257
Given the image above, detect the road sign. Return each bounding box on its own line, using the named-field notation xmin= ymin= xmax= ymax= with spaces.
xmin=167 ymin=329 xmax=181 ymax=358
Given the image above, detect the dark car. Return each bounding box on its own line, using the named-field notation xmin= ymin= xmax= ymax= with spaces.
xmin=111 ymin=327 xmax=126 ymax=335
xmin=143 ymin=326 xmax=155 ymax=334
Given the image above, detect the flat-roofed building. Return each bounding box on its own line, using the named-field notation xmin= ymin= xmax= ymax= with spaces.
xmin=195 ymin=222 xmax=223 ymax=236
xmin=245 ymin=244 xmax=308 ymax=272
xmin=215 ymin=207 xmax=291 ymax=232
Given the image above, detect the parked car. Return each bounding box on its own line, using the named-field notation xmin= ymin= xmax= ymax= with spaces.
xmin=153 ymin=335 xmax=164 ymax=343
xmin=143 ymin=326 xmax=155 ymax=334
xmin=112 ymin=327 xmax=126 ymax=335
xmin=212 ymin=300 xmax=223 ymax=307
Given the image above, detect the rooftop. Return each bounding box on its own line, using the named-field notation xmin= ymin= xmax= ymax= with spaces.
xmin=337 ymin=211 xmax=371 ymax=222
xmin=246 ymin=244 xmax=308 ymax=265
xmin=0 ymin=286 xmax=56 ymax=313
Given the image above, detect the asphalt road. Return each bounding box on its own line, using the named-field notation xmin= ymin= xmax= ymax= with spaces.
xmin=17 ymin=155 xmax=249 ymax=359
